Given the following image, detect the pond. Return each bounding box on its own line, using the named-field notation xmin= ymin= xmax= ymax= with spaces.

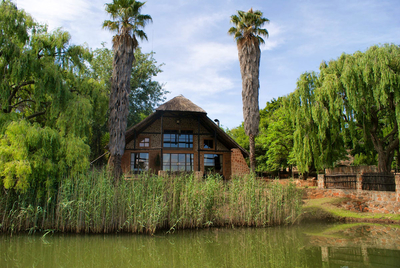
xmin=1 ymin=223 xmax=400 ymax=267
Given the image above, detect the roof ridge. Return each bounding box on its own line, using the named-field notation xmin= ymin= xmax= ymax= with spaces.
xmin=156 ymin=95 xmax=206 ymax=113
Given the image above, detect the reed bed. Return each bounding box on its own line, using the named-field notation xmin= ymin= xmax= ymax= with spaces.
xmin=0 ymin=170 xmax=303 ymax=235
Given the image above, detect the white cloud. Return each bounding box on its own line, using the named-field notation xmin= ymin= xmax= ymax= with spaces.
xmin=17 ymin=0 xmax=92 ymax=29
xmin=188 ymin=42 xmax=238 ymax=71
xmin=16 ymin=0 xmax=111 ymax=48
xmin=260 ymin=22 xmax=285 ymax=51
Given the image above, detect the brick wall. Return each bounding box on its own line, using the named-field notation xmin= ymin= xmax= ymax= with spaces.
xmin=231 ymin=148 xmax=250 ymax=177
xmin=325 ymin=165 xmax=377 ymax=175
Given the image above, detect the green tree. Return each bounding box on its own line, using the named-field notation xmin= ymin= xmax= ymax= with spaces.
xmin=257 ymin=97 xmax=294 ymax=173
xmin=288 ymin=44 xmax=400 ymax=173
xmin=89 ymin=46 xmax=166 ymax=161
xmin=0 ymin=120 xmax=89 ymax=195
xmin=228 ymin=8 xmax=269 ymax=172
xmin=103 ymin=0 xmax=152 ymax=181
xmin=128 ymin=49 xmax=166 ymax=126
xmin=0 ymin=1 xmax=101 ymax=193
xmin=226 ymin=123 xmax=249 ymax=152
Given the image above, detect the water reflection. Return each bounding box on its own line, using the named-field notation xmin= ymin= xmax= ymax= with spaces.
xmin=306 ymin=224 xmax=400 ymax=268
xmin=1 ymin=223 xmax=399 ymax=267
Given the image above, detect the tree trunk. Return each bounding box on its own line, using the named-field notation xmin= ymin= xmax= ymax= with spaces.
xmin=238 ymin=39 xmax=261 ymax=137
xmin=237 ymin=38 xmax=261 ymax=173
xmin=249 ymin=133 xmax=256 ymax=173
xmin=108 ymin=32 xmax=135 ymax=183
xmin=376 ymin=145 xmax=397 ymax=173
xmin=370 ymin=125 xmax=398 ymax=173
xmin=108 ymin=154 xmax=122 ymax=181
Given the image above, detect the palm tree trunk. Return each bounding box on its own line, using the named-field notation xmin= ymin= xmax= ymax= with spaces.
xmin=238 ymin=39 xmax=261 ymax=173
xmin=108 ymin=33 xmax=135 ymax=182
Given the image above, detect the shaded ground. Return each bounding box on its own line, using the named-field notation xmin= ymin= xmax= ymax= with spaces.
xmin=301 ymin=197 xmax=400 ymax=224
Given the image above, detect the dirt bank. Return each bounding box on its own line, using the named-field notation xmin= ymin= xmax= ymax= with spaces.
xmin=300 ymin=197 xmax=400 ymax=224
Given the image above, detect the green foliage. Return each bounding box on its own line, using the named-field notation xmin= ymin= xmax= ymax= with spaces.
xmin=228 ymin=8 xmax=269 ymax=45
xmin=90 ymin=46 xmax=167 ymax=127
xmin=128 ymin=49 xmax=167 ymax=126
xmin=0 ymin=120 xmax=89 ymax=193
xmin=0 ymin=1 xmax=102 ymax=192
xmin=103 ymin=0 xmax=152 ymax=41
xmin=257 ymin=97 xmax=294 ymax=172
xmin=288 ymin=44 xmax=400 ymax=173
xmin=226 ymin=123 xmax=249 ymax=150
xmin=353 ymin=153 xmax=377 ymax=166
xmin=228 ymin=97 xmax=295 ymax=174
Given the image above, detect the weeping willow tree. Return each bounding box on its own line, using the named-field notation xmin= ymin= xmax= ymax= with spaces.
xmin=0 ymin=1 xmax=103 ymax=195
xmin=228 ymin=8 xmax=269 ymax=172
xmin=288 ymin=44 xmax=400 ymax=173
xmin=103 ymin=0 xmax=152 ymax=181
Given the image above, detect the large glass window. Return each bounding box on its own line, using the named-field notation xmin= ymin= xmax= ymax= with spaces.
xmin=163 ymin=153 xmax=193 ymax=171
xmin=204 ymin=154 xmax=223 ymax=174
xmin=131 ymin=153 xmax=149 ymax=173
xmin=163 ymin=130 xmax=193 ymax=148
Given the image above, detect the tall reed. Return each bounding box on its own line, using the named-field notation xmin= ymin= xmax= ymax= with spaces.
xmin=0 ymin=170 xmax=303 ymax=235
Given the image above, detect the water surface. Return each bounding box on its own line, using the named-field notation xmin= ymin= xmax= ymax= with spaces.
xmin=1 ymin=223 xmax=400 ymax=267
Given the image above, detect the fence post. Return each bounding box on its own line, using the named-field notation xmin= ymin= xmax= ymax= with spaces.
xmin=396 ymin=174 xmax=400 ymax=202
xmin=318 ymin=174 xmax=325 ymax=189
xmin=356 ymin=173 xmax=363 ymax=192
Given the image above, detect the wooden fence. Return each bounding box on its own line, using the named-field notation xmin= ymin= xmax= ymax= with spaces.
xmin=324 ymin=174 xmax=357 ymax=189
xmin=362 ymin=173 xmax=396 ymax=192
xmin=323 ymin=172 xmax=396 ymax=192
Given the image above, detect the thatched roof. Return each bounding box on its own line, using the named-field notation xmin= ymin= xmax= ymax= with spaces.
xmin=156 ymin=95 xmax=206 ymax=113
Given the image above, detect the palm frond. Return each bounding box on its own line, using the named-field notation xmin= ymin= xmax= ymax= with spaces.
xmin=104 ymin=0 xmax=152 ymax=41
xmin=134 ymin=29 xmax=148 ymax=41
xmin=102 ymin=20 xmax=120 ymax=33
xmin=228 ymin=8 xmax=269 ymax=44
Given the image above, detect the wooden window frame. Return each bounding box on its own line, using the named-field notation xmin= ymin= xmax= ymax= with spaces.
xmin=203 ymin=138 xmax=214 ymax=150
xmin=130 ymin=152 xmax=149 ymax=173
xmin=163 ymin=129 xmax=194 ymax=149
xmin=204 ymin=153 xmax=223 ymax=174
xmin=162 ymin=153 xmax=194 ymax=172
xmin=138 ymin=136 xmax=150 ymax=148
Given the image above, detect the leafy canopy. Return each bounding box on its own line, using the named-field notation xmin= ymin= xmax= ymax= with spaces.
xmin=103 ymin=0 xmax=152 ymax=42
xmin=287 ymin=44 xmax=400 ymax=172
xmin=0 ymin=1 xmax=106 ymax=192
xmin=228 ymin=8 xmax=269 ymax=45
xmin=90 ymin=46 xmax=167 ymax=128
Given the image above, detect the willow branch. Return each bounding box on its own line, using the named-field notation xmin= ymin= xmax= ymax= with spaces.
xmin=6 ymin=81 xmax=35 ymax=112
xmin=26 ymin=110 xmax=46 ymax=120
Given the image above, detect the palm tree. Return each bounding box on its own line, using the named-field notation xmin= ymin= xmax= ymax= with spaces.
xmin=228 ymin=8 xmax=269 ymax=173
xmin=103 ymin=0 xmax=152 ymax=181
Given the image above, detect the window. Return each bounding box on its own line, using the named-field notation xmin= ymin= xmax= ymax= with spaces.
xmin=163 ymin=130 xmax=193 ymax=148
xmin=139 ymin=137 xmax=150 ymax=147
xmin=131 ymin=153 xmax=149 ymax=172
xmin=163 ymin=153 xmax=193 ymax=171
xmin=204 ymin=154 xmax=223 ymax=174
xmin=203 ymin=139 xmax=214 ymax=149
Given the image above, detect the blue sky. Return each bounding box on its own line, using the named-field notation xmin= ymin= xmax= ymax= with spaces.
xmin=16 ymin=0 xmax=400 ymax=129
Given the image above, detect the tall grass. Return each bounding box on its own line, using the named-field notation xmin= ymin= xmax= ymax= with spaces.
xmin=0 ymin=170 xmax=303 ymax=235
